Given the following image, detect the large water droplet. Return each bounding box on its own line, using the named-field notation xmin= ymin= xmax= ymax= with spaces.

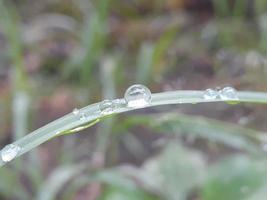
xmin=72 ymin=108 xmax=79 ymax=116
xmin=203 ymin=88 xmax=218 ymax=100
xmin=124 ymin=84 xmax=152 ymax=108
xmin=1 ymin=144 xmax=21 ymax=162
xmin=99 ymin=100 xmax=116 ymax=115
xmin=219 ymin=87 xmax=239 ymax=100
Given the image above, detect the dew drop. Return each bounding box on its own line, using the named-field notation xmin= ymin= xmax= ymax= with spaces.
xmin=219 ymin=87 xmax=239 ymax=100
xmin=99 ymin=100 xmax=116 ymax=115
xmin=113 ymin=98 xmax=126 ymax=106
xmin=72 ymin=108 xmax=79 ymax=116
xmin=124 ymin=84 xmax=152 ymax=108
xmin=1 ymin=144 xmax=21 ymax=162
xmin=203 ymin=88 xmax=218 ymax=100
xmin=79 ymin=112 xmax=87 ymax=121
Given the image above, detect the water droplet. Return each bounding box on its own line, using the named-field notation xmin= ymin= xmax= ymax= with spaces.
xmin=72 ymin=108 xmax=79 ymax=115
xmin=203 ymin=88 xmax=218 ymax=100
xmin=1 ymin=144 xmax=21 ymax=162
xmin=124 ymin=84 xmax=151 ymax=108
xmin=113 ymin=98 xmax=126 ymax=106
xmin=99 ymin=100 xmax=116 ymax=115
xmin=79 ymin=112 xmax=87 ymax=121
xmin=219 ymin=87 xmax=239 ymax=100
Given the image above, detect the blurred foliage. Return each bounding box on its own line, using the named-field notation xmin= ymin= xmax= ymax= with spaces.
xmin=1 ymin=0 xmax=267 ymax=199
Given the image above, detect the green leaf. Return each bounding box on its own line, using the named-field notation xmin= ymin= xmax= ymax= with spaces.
xmin=118 ymin=113 xmax=264 ymax=153
xmin=123 ymin=143 xmax=205 ymax=200
xmin=202 ymin=156 xmax=267 ymax=200
xmin=62 ymin=167 xmax=157 ymax=200
xmin=136 ymin=43 xmax=154 ymax=84
xmin=0 ymin=167 xmax=30 ymax=199
xmin=100 ymin=185 xmax=156 ymax=200
xmin=36 ymin=163 xmax=88 ymax=200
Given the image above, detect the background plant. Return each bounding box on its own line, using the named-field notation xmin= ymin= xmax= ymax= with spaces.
xmin=1 ymin=0 xmax=267 ymax=199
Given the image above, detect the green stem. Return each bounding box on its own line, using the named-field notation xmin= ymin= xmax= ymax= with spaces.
xmin=1 ymin=90 xmax=267 ymax=166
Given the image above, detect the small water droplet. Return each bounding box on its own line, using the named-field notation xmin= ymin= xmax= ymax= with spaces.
xmin=124 ymin=84 xmax=152 ymax=108
xmin=219 ymin=87 xmax=239 ymax=100
xmin=79 ymin=112 xmax=87 ymax=121
xmin=99 ymin=100 xmax=116 ymax=115
xmin=113 ymin=98 xmax=126 ymax=106
xmin=1 ymin=144 xmax=21 ymax=162
xmin=72 ymin=108 xmax=79 ymax=115
xmin=203 ymin=88 xmax=218 ymax=100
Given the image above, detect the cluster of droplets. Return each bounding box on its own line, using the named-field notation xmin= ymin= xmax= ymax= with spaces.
xmin=72 ymin=85 xmax=238 ymax=123
xmin=203 ymin=86 xmax=239 ymax=101
xmin=98 ymin=84 xmax=152 ymax=116
xmin=1 ymin=144 xmax=21 ymax=163
xmin=71 ymin=84 xmax=152 ymax=120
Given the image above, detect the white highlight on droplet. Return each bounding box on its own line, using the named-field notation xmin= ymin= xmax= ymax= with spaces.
xmin=1 ymin=144 xmax=21 ymax=162
xmin=124 ymin=84 xmax=152 ymax=108
xmin=72 ymin=108 xmax=79 ymax=115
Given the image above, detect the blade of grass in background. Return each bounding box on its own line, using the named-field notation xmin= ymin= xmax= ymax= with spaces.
xmin=212 ymin=0 xmax=231 ymax=18
xmin=64 ymin=0 xmax=110 ymax=87
xmin=255 ymin=0 xmax=267 ymax=16
xmin=232 ymin=0 xmax=247 ymax=18
xmin=0 ymin=167 xmax=30 ymax=199
xmin=37 ymin=163 xmax=89 ymax=200
xmin=152 ymin=27 xmax=178 ymax=73
xmin=0 ymin=1 xmax=29 ymax=140
xmin=94 ymin=56 xmax=117 ymax=166
xmin=116 ymin=113 xmax=266 ymax=153
xmin=136 ymin=43 xmax=154 ymax=84
xmin=0 ymin=0 xmax=43 ymax=196
xmin=136 ymin=27 xmax=178 ymax=84
xmin=117 ymin=143 xmax=205 ymax=200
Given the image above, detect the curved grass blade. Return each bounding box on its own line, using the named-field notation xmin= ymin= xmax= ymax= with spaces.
xmin=1 ymin=90 xmax=267 ymax=166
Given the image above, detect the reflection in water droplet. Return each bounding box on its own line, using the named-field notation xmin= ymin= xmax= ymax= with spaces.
xmin=124 ymin=84 xmax=151 ymax=108
xmin=72 ymin=108 xmax=79 ymax=115
xmin=203 ymin=88 xmax=218 ymax=100
xmin=99 ymin=100 xmax=115 ymax=115
xmin=1 ymin=144 xmax=21 ymax=162
xmin=219 ymin=87 xmax=239 ymax=100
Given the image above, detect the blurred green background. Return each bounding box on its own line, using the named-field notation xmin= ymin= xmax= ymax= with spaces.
xmin=1 ymin=0 xmax=267 ymax=199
